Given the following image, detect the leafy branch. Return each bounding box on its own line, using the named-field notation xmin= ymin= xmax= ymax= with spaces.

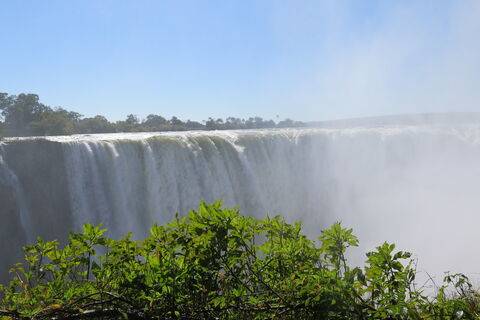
xmin=1 ymin=201 xmax=478 ymax=319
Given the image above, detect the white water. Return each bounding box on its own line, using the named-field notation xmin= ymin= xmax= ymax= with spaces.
xmin=1 ymin=125 xmax=480 ymax=283
xmin=0 ymin=147 xmax=33 ymax=243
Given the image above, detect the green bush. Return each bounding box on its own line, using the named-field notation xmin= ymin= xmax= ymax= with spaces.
xmin=0 ymin=201 xmax=478 ymax=319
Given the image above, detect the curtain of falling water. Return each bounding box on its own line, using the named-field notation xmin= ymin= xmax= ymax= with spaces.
xmin=1 ymin=126 xmax=480 ymax=282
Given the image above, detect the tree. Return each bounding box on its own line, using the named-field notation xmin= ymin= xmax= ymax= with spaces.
xmin=205 ymin=117 xmax=218 ymax=130
xmin=142 ymin=114 xmax=167 ymax=131
xmin=169 ymin=116 xmax=184 ymax=128
xmin=115 ymin=114 xmax=140 ymax=132
xmin=0 ymin=93 xmax=9 ymax=122
xmin=0 ymin=93 xmax=51 ymax=136
xmin=125 ymin=114 xmax=139 ymax=125
xmin=185 ymin=120 xmax=203 ymax=129
xmin=28 ymin=108 xmax=82 ymax=136
xmin=245 ymin=117 xmax=268 ymax=129
xmin=277 ymin=118 xmax=294 ymax=128
xmin=225 ymin=117 xmax=245 ymax=129
xmin=29 ymin=111 xmax=76 ymax=136
xmin=78 ymin=116 xmax=116 ymax=134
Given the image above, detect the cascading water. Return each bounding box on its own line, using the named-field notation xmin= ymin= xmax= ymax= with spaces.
xmin=1 ymin=125 xmax=480 ymax=283
xmin=0 ymin=148 xmax=32 ymax=243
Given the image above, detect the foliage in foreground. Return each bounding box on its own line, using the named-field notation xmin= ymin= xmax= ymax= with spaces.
xmin=0 ymin=201 xmax=479 ymax=319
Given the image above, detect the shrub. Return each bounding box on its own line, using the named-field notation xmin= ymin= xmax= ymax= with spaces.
xmin=0 ymin=201 xmax=478 ymax=319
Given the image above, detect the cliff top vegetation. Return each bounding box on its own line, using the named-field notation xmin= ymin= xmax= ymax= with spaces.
xmin=0 ymin=92 xmax=305 ymax=138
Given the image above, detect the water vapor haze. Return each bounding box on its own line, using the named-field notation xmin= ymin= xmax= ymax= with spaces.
xmin=266 ymin=1 xmax=480 ymax=287
xmin=269 ymin=0 xmax=480 ymax=120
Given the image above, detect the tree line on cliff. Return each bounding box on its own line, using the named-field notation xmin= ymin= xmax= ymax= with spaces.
xmin=0 ymin=92 xmax=305 ymax=137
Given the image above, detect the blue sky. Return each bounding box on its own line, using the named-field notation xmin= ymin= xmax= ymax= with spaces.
xmin=1 ymin=0 xmax=479 ymax=122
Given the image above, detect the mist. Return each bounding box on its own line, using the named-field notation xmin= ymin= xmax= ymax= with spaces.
xmin=267 ymin=0 xmax=480 ymax=283
xmin=298 ymin=122 xmax=480 ymax=287
xmin=268 ymin=0 xmax=480 ymax=121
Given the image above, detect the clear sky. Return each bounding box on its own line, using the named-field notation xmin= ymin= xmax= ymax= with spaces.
xmin=1 ymin=0 xmax=479 ymax=122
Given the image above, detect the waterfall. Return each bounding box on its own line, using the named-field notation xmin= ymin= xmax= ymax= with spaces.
xmin=0 ymin=146 xmax=32 ymax=243
xmin=1 ymin=125 xmax=480 ymax=282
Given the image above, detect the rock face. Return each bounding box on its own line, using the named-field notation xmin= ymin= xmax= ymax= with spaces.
xmin=1 ymin=125 xmax=480 ymax=282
